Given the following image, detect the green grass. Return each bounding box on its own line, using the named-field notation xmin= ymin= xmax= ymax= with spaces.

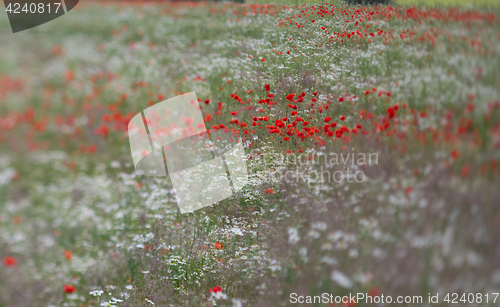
xmin=0 ymin=1 xmax=499 ymax=306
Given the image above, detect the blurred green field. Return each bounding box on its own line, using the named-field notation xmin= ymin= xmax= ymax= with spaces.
xmin=1 ymin=1 xmax=499 ymax=306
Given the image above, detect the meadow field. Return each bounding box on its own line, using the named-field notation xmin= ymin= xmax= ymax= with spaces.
xmin=0 ymin=0 xmax=499 ymax=306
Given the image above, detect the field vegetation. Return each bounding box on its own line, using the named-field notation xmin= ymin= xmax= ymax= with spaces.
xmin=0 ymin=0 xmax=499 ymax=306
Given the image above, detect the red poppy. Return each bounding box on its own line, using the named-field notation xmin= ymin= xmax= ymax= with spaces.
xmin=64 ymin=284 xmax=75 ymax=294
xmin=65 ymin=70 xmax=74 ymax=82
xmin=52 ymin=44 xmax=64 ymax=55
xmin=340 ymin=115 xmax=345 ymax=121
xmin=215 ymin=242 xmax=224 ymax=250
xmin=3 ymin=256 xmax=16 ymax=267
xmin=387 ymin=107 xmax=396 ymax=119
xmin=64 ymin=250 xmax=73 ymax=261
xmin=368 ymin=287 xmax=381 ymax=297
xmin=95 ymin=125 xmax=109 ymax=137
xmin=461 ymin=164 xmax=470 ymax=177
xmin=324 ymin=117 xmax=332 ymax=123
xmin=210 ymin=286 xmax=223 ymax=293
xmin=264 ymin=84 xmax=271 ymax=91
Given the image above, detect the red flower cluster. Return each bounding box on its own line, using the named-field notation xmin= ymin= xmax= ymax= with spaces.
xmin=209 ymin=286 xmax=223 ymax=293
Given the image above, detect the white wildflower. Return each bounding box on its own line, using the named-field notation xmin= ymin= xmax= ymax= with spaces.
xmin=330 ymin=270 xmax=353 ymax=289
xmin=230 ymin=227 xmax=244 ymax=236
xmin=90 ymin=289 xmax=104 ymax=297
xmin=288 ymin=227 xmax=300 ymax=244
